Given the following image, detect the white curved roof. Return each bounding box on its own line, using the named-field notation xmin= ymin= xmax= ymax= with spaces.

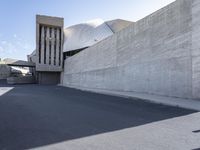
xmin=106 ymin=19 xmax=133 ymax=33
xmin=63 ymin=19 xmax=114 ymax=52
xmin=28 ymin=18 xmax=133 ymax=57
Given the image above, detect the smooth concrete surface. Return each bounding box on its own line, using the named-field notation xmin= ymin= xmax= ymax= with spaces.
xmin=36 ymin=15 xmax=64 ymax=28
xmin=32 ymin=112 xmax=200 ymax=150
xmin=0 ymin=84 xmax=196 ymax=150
xmin=192 ymin=0 xmax=200 ymax=99
xmin=62 ymin=0 xmax=200 ymax=100
xmin=37 ymin=72 xmax=60 ymax=84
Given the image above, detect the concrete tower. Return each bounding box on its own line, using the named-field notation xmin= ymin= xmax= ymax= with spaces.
xmin=36 ymin=15 xmax=64 ymax=84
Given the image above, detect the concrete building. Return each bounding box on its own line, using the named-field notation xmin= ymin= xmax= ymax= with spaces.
xmin=29 ymin=15 xmax=132 ymax=84
xmin=28 ymin=0 xmax=200 ymax=100
xmin=35 ymin=15 xmax=64 ymax=84
xmin=0 ymin=58 xmax=36 ymax=84
xmin=0 ymin=64 xmax=10 ymax=79
xmin=63 ymin=19 xmax=132 ymax=54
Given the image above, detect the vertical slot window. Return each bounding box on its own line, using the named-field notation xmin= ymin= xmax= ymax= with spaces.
xmin=44 ymin=26 xmax=47 ymax=64
xmin=49 ymin=27 xmax=52 ymax=65
xmin=39 ymin=25 xmax=41 ymax=63
xmin=59 ymin=28 xmax=61 ymax=66
xmin=54 ymin=28 xmax=57 ymax=65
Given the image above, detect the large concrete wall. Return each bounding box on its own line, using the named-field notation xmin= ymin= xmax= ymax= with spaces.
xmin=62 ymin=0 xmax=200 ymax=100
xmin=192 ymin=0 xmax=200 ymax=99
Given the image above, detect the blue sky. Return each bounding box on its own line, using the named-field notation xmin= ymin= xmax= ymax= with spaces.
xmin=0 ymin=0 xmax=175 ymax=60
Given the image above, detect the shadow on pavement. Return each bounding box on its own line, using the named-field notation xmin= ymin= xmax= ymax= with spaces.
xmin=0 ymin=79 xmax=7 ymax=85
xmin=0 ymin=82 xmax=197 ymax=149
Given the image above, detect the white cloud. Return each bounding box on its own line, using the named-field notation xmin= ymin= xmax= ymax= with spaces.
xmin=13 ymin=34 xmax=17 ymax=38
xmin=1 ymin=41 xmax=7 ymax=44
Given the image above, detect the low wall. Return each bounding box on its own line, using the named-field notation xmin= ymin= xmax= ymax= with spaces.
xmin=0 ymin=65 xmax=11 ymax=79
xmin=62 ymin=0 xmax=200 ymax=100
xmin=7 ymin=76 xmax=36 ymax=85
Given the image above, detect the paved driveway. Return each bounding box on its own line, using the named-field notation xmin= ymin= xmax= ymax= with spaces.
xmin=0 ymin=82 xmax=197 ymax=150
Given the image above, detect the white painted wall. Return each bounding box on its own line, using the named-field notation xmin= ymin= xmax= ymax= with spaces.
xmin=62 ymin=0 xmax=200 ymax=100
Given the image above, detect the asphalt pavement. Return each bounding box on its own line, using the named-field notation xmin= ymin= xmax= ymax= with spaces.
xmin=0 ymin=81 xmax=196 ymax=149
